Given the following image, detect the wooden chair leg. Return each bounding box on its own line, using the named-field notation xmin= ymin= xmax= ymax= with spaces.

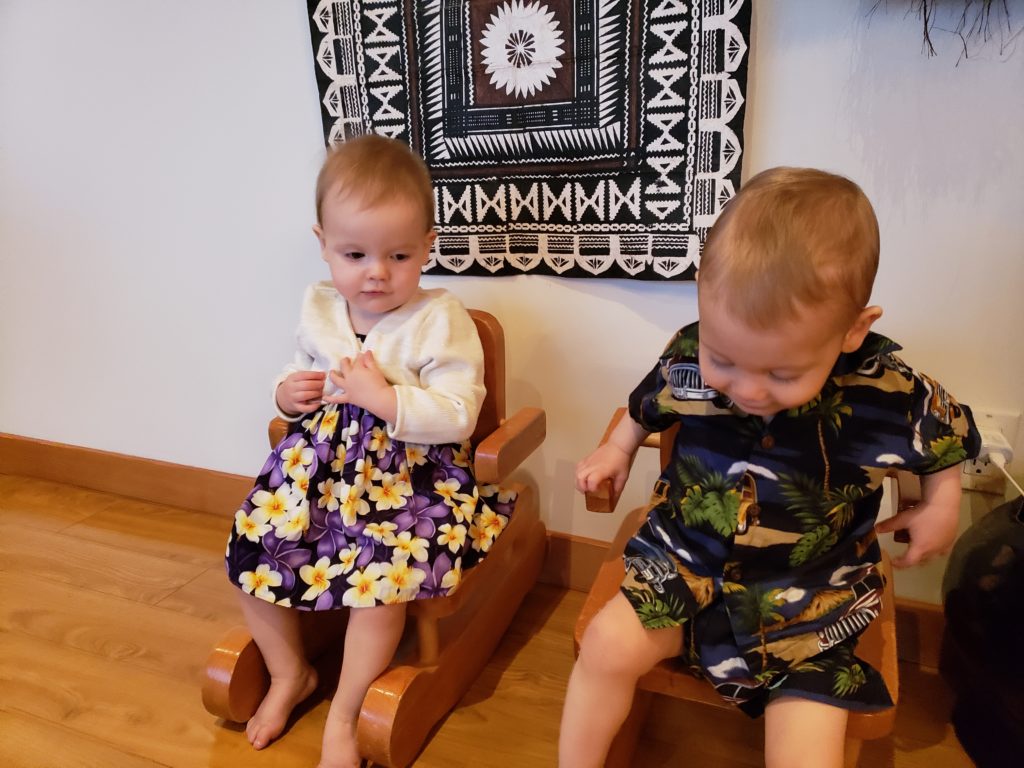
xmin=202 ymin=626 xmax=269 ymax=723
xmin=604 ymin=689 xmax=654 ymax=768
xmin=843 ymin=735 xmax=863 ymax=768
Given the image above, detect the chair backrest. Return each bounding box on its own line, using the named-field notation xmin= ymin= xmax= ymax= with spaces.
xmin=468 ymin=309 xmax=505 ymax=445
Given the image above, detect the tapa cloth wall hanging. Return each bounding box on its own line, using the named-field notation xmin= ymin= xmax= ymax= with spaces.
xmin=307 ymin=0 xmax=749 ymax=280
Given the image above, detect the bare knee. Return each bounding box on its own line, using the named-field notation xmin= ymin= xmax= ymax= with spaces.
xmin=764 ymin=696 xmax=848 ymax=768
xmin=577 ymin=593 xmax=682 ymax=679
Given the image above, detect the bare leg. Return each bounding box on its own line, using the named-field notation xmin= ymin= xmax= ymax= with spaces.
xmin=558 ymin=592 xmax=683 ymax=768
xmin=238 ymin=593 xmax=319 ymax=750
xmin=318 ymin=602 xmax=407 ymax=768
xmin=764 ymin=696 xmax=849 ymax=768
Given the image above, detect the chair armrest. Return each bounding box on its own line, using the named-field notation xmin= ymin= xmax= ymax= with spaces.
xmin=474 ymin=407 xmax=546 ymax=484
xmin=584 ymin=408 xmax=660 ymax=514
xmin=268 ymin=417 xmax=289 ymax=447
xmin=887 ymin=470 xmax=921 ymax=544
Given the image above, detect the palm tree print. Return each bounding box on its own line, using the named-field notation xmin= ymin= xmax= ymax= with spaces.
xmin=729 ymin=583 xmax=787 ymax=671
xmin=790 ymin=388 xmax=851 ymax=492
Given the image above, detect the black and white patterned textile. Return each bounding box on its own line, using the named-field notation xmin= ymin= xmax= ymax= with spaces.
xmin=307 ymin=0 xmax=749 ymax=280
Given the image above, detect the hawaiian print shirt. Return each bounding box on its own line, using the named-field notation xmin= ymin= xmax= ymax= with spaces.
xmin=623 ymin=323 xmax=980 ymax=691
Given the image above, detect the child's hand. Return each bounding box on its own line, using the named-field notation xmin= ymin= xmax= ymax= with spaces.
xmin=576 ymin=443 xmax=633 ymax=496
xmin=325 ymin=351 xmax=398 ymax=422
xmin=276 ymin=370 xmax=327 ymax=416
xmin=874 ymin=465 xmax=962 ymax=568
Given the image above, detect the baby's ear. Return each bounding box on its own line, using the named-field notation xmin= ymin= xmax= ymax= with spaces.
xmin=841 ymin=305 xmax=883 ymax=352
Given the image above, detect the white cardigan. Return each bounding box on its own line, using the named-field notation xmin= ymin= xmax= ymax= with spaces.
xmin=274 ymin=282 xmax=485 ymax=445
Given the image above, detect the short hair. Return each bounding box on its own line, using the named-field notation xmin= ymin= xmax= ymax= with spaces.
xmin=315 ymin=134 xmax=435 ymax=231
xmin=698 ymin=167 xmax=879 ymax=329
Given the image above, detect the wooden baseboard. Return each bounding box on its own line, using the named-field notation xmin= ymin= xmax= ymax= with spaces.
xmin=0 ymin=431 xmax=948 ymax=666
xmin=0 ymin=432 xmax=253 ymax=517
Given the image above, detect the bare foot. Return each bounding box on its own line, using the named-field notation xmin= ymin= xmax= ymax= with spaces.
xmin=317 ymin=712 xmax=362 ymax=768
xmin=245 ymin=665 xmax=318 ymax=750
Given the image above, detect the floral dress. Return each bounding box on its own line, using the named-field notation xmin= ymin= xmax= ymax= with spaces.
xmin=622 ymin=324 xmax=980 ymax=716
xmin=225 ymin=402 xmax=516 ymax=610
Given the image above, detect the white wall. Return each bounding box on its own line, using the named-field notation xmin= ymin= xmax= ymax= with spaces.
xmin=3 ymin=2 xmax=1022 ymax=560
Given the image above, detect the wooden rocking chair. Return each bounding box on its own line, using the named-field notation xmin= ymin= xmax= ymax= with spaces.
xmin=578 ymin=408 xmax=904 ymax=767
xmin=202 ymin=309 xmax=548 ymax=768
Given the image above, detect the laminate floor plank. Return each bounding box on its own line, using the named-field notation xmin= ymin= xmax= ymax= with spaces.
xmin=0 ymin=710 xmax=171 ymax=768
xmin=0 ymin=524 xmax=205 ymax=605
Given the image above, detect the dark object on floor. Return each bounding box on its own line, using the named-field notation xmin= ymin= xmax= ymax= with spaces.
xmin=942 ymin=496 xmax=1024 ymax=766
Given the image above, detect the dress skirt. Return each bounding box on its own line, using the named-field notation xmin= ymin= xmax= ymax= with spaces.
xmin=225 ymin=403 xmax=516 ymax=609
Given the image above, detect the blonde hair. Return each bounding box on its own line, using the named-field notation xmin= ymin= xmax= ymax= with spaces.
xmin=315 ymin=134 xmax=435 ymax=230
xmin=698 ymin=167 xmax=879 ymax=329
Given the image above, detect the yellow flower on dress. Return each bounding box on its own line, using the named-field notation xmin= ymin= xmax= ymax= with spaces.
xmin=301 ymin=411 xmax=322 ymax=433
xmin=234 ymin=508 xmax=272 ymax=542
xmin=317 ymin=406 xmax=339 ymax=441
xmin=275 ymin=505 xmax=310 ymax=542
xmin=281 ymin=439 xmax=315 ymax=480
xmin=340 ymin=419 xmax=359 ymax=448
xmin=369 ymin=472 xmax=410 ymax=511
xmin=478 ymin=506 xmax=508 ymax=538
xmin=377 ymin=560 xmax=427 ymax=603
xmin=251 ymin=485 xmax=295 ymax=525
xmin=338 ymin=545 xmax=361 ymax=573
xmin=239 ymin=564 xmax=282 ymax=602
xmin=440 ymin=557 xmax=463 ymax=592
xmin=395 ymin=461 xmax=413 ymax=488
xmin=290 ymin=466 xmax=311 ymax=498
xmin=369 ymin=426 xmax=392 ymax=458
xmin=353 ymin=457 xmax=379 ymax=492
xmin=318 ymin=477 xmax=340 ymax=511
xmin=299 ymin=556 xmax=344 ymax=602
xmin=343 ymin=564 xmax=384 ymax=607
xmin=469 ymin=522 xmax=493 ymax=553
xmin=433 ymin=478 xmax=461 ymax=504
xmin=436 ymin=522 xmax=467 ymax=553
xmin=451 ymin=441 xmax=472 ymax=468
xmin=449 ymin=490 xmax=479 ymax=524
xmin=387 ymin=530 xmax=430 ymax=563
xmin=331 ymin=444 xmax=347 ymax=473
xmin=405 ymin=444 xmax=429 ymax=467
xmin=479 ymin=483 xmax=517 ymax=504
xmin=364 ymin=520 xmax=398 ymax=542
xmin=338 ymin=484 xmax=370 ymax=527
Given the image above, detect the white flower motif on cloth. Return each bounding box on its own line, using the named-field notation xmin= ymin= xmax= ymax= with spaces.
xmin=480 ymin=0 xmax=564 ymax=97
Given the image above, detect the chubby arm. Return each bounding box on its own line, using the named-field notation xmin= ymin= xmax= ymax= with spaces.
xmin=575 ymin=413 xmax=650 ymax=497
xmin=875 ymin=464 xmax=962 ymax=568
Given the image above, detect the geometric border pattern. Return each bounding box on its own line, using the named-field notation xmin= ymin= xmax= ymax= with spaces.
xmin=308 ymin=0 xmax=749 ymax=279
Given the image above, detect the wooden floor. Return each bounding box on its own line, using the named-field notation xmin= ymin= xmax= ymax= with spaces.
xmin=0 ymin=473 xmax=975 ymax=767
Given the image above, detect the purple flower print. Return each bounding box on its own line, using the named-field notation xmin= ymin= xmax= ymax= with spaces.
xmin=414 ymin=553 xmax=456 ymax=598
xmin=257 ymin=533 xmax=311 ymax=593
xmin=391 ymin=493 xmax=452 ymax=539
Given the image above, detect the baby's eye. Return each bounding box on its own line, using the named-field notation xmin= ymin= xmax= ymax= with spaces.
xmin=708 ymin=356 xmax=732 ymax=369
xmin=769 ymin=372 xmax=798 ymax=383
xmin=344 ymin=251 xmax=366 ymax=260
xmin=392 ymin=253 xmax=410 ymax=262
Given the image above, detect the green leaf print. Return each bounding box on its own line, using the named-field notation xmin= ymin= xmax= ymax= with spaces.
xmin=680 ymin=485 xmax=740 ymax=537
xmin=825 ymin=484 xmax=868 ymax=530
xmin=626 ymin=587 xmax=685 ymax=629
xmin=922 ymin=435 xmax=968 ymax=472
xmin=832 ymin=662 xmax=867 ymax=698
xmin=789 ymin=524 xmax=838 ymax=567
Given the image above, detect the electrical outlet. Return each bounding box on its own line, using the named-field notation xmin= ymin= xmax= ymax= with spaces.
xmin=961 ymin=408 xmax=1021 ymax=493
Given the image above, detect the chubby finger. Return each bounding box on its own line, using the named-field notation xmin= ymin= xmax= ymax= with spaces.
xmin=289 ymin=370 xmax=326 ymax=381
